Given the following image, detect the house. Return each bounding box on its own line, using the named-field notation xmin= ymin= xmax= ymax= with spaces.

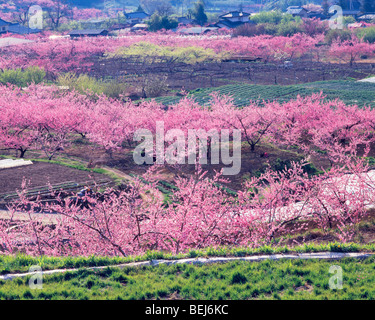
xmin=308 ymin=13 xmax=328 ymax=19
xmin=216 ymin=10 xmax=253 ymax=29
xmin=124 ymin=11 xmax=150 ymax=25
xmin=307 ymin=10 xmax=327 ymax=19
xmin=286 ymin=6 xmax=309 ymax=18
xmin=109 ymin=23 xmax=131 ymax=31
xmin=216 ymin=19 xmax=253 ymax=29
xmin=178 ymin=27 xmax=218 ymax=35
xmin=0 ymin=18 xmax=41 ymax=35
xmin=7 ymin=24 xmax=41 ymax=35
xmin=219 ymin=11 xmax=251 ymax=23
xmin=68 ymin=29 xmax=109 ymax=37
xmin=0 ymin=18 xmax=11 ymax=34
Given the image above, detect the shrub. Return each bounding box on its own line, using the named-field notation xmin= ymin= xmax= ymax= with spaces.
xmin=140 ymin=75 xmax=169 ymax=98
xmin=0 ymin=66 xmax=46 ymax=87
xmin=258 ymin=23 xmax=279 ymax=35
xmin=356 ymin=27 xmax=375 ymax=44
xmin=277 ymin=21 xmax=303 ymax=36
xmin=325 ymin=29 xmax=352 ymax=44
xmin=232 ymin=24 xmax=259 ymax=37
xmin=57 ymin=73 xmax=129 ymax=99
xmin=250 ymin=11 xmax=287 ymax=24
xmin=343 ymin=16 xmax=356 ymax=26
xmin=232 ymin=22 xmax=303 ymax=37
xmin=147 ymin=13 xmax=178 ymax=31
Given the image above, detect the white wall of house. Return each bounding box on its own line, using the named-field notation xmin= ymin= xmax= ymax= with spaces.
xmin=226 ymin=16 xmax=248 ymax=22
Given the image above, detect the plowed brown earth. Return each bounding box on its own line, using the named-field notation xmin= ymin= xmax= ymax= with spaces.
xmin=0 ymin=162 xmax=111 ymax=195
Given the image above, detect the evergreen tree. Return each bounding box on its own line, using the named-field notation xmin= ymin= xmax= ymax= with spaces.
xmin=192 ymin=0 xmax=207 ymax=26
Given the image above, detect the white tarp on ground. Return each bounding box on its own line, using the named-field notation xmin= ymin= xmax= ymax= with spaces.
xmin=358 ymin=77 xmax=375 ymax=83
xmin=0 ymin=159 xmax=33 ymax=169
xmin=0 ymin=37 xmax=34 ymax=48
xmin=0 ymin=252 xmax=373 ymax=280
xmin=241 ymin=169 xmax=375 ymax=221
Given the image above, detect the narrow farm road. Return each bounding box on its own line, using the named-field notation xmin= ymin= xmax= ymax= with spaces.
xmin=0 ymin=252 xmax=372 ymax=281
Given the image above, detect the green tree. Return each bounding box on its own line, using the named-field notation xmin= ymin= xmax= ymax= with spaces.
xmin=147 ymin=12 xmax=163 ymax=30
xmin=147 ymin=12 xmax=178 ymax=31
xmin=250 ymin=11 xmax=291 ymax=24
xmin=192 ymin=0 xmax=207 ymax=26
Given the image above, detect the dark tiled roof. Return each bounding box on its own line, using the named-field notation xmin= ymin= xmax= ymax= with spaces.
xmin=219 ymin=11 xmax=251 ymax=19
xmin=0 ymin=19 xmax=10 ymax=27
xmin=287 ymin=7 xmax=308 ymax=15
xmin=308 ymin=12 xmax=327 ymax=19
xmin=8 ymin=24 xmax=41 ymax=34
xmin=217 ymin=20 xmax=254 ymax=29
xmin=69 ymin=29 xmax=108 ymax=36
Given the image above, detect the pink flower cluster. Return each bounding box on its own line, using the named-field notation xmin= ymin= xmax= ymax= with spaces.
xmin=0 ymin=85 xmax=375 ymax=256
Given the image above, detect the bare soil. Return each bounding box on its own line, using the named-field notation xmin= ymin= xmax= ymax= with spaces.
xmin=0 ymin=162 xmax=112 ymax=195
xmin=87 ymin=57 xmax=375 ymax=96
xmin=62 ymin=141 xmax=311 ymax=191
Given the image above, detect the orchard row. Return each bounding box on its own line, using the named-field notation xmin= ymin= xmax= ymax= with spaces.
xmin=1 ymin=85 xmax=375 ymax=256
xmin=1 ymin=32 xmax=374 ymax=74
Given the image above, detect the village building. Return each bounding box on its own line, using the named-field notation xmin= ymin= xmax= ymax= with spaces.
xmin=215 ymin=10 xmax=253 ymax=29
xmin=124 ymin=11 xmax=150 ymax=25
xmin=286 ymin=6 xmax=309 ymax=18
xmin=0 ymin=18 xmax=10 ymax=33
xmin=68 ymin=29 xmax=109 ymax=37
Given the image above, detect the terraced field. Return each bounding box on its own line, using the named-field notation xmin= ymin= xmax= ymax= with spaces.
xmin=154 ymin=80 xmax=375 ymax=108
